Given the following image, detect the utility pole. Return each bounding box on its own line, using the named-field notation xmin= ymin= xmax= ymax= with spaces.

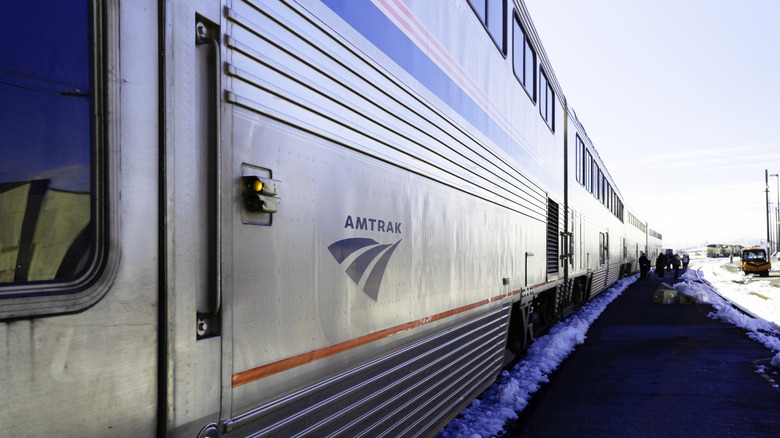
xmin=767 ymin=170 xmax=771 ymax=252
xmin=772 ymin=173 xmax=780 ymax=254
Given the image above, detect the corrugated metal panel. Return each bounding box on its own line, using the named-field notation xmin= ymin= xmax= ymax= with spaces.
xmin=590 ymin=267 xmax=607 ymax=297
xmin=606 ymin=262 xmax=620 ymax=287
xmin=227 ymin=305 xmax=510 ymax=437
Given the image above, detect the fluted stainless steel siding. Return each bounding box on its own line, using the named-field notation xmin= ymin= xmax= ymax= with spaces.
xmin=226 ymin=305 xmax=510 ymax=437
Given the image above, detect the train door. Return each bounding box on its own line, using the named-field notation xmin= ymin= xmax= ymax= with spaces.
xmin=161 ymin=0 xmax=226 ymax=435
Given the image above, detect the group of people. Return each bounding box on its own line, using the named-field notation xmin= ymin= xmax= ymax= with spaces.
xmin=638 ymin=251 xmax=689 ymax=280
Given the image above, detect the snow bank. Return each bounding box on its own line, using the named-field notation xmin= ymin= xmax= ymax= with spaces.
xmin=437 ymin=275 xmax=638 ymax=438
xmin=676 ymin=270 xmax=780 ymax=369
xmin=691 ymin=259 xmax=780 ymax=328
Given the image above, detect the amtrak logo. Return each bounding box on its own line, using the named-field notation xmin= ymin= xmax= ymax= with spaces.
xmin=328 ymin=238 xmax=401 ymax=301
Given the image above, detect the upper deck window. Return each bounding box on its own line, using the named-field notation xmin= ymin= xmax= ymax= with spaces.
xmin=468 ymin=0 xmax=507 ymax=55
xmin=585 ymin=150 xmax=593 ymax=193
xmin=539 ymin=69 xmax=555 ymax=131
xmin=575 ymin=135 xmax=585 ymax=185
xmin=0 ymin=0 xmax=98 ymax=290
xmin=512 ymin=13 xmax=535 ymax=100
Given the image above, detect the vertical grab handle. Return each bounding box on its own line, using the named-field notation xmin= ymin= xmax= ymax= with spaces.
xmin=196 ymin=18 xmax=221 ymax=339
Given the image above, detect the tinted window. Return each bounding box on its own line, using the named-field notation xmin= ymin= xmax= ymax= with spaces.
xmin=469 ymin=0 xmax=506 ymax=54
xmin=512 ymin=14 xmax=535 ymax=100
xmin=585 ymin=151 xmax=592 ymax=192
xmin=470 ymin=0 xmax=487 ymax=23
xmin=524 ymin=44 xmax=535 ymax=96
xmin=575 ymin=136 xmax=582 ymax=184
xmin=487 ymin=0 xmax=505 ymax=53
xmin=0 ymin=0 xmax=94 ymax=286
xmin=539 ymin=70 xmax=554 ymax=130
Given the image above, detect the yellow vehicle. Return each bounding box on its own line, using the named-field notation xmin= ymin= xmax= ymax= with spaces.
xmin=741 ymin=247 xmax=771 ymax=277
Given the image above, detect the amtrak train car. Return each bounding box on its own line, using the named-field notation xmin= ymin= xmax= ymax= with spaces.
xmin=0 ymin=0 xmax=660 ymax=436
xmin=648 ymin=228 xmax=664 ymax=261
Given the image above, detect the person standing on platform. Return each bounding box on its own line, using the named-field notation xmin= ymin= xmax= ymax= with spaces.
xmin=639 ymin=252 xmax=650 ymax=279
xmin=682 ymin=253 xmax=690 ymax=270
xmin=656 ymin=252 xmax=666 ymax=278
xmin=672 ymin=253 xmax=681 ymax=280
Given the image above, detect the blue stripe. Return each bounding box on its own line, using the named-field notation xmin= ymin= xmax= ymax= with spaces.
xmin=321 ymin=0 xmax=560 ymax=193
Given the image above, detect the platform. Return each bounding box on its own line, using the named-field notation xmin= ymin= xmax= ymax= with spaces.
xmin=506 ymin=273 xmax=780 ymax=437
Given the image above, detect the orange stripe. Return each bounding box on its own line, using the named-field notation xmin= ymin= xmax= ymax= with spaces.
xmin=232 ymin=281 xmax=556 ymax=387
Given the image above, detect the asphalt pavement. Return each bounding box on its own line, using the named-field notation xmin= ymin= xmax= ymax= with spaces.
xmin=507 ymin=272 xmax=780 ymax=437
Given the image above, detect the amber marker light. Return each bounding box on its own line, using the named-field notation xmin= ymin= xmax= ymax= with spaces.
xmin=243 ymin=175 xmax=262 ymax=193
xmin=241 ymin=175 xmax=280 ymax=213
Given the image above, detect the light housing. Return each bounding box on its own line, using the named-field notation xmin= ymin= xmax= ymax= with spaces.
xmin=241 ymin=175 xmax=280 ymax=213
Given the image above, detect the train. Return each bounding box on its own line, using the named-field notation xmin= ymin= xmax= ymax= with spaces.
xmin=707 ymin=244 xmax=743 ymax=258
xmin=706 ymin=244 xmax=723 ymax=257
xmin=0 ymin=0 xmax=662 ymax=436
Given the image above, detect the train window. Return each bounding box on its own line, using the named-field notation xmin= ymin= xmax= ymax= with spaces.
xmin=578 ymin=140 xmax=625 ymax=221
xmin=600 ymin=174 xmax=606 ymax=203
xmin=585 ymin=151 xmax=593 ymax=193
xmin=468 ymin=0 xmax=507 ymax=55
xmin=539 ymin=69 xmax=555 ymax=131
xmin=612 ymin=191 xmax=616 ymax=214
xmin=599 ymin=233 xmax=606 ymax=265
xmin=599 ymin=171 xmax=604 ymax=202
xmin=596 ymin=166 xmax=604 ymax=201
xmin=578 ymin=136 xmax=587 ymax=186
xmin=575 ymin=138 xmax=581 ymax=184
xmin=609 ymin=186 xmax=614 ymax=211
xmin=512 ymin=13 xmax=535 ymax=100
xmin=0 ymin=1 xmax=98 ymax=289
xmin=470 ymin=0 xmax=487 ymax=24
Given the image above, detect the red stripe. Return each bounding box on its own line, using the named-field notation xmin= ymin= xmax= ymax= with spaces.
xmin=232 ymin=280 xmax=557 ymax=387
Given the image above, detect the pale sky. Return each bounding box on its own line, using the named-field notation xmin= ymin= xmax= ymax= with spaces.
xmin=524 ymin=0 xmax=780 ymax=250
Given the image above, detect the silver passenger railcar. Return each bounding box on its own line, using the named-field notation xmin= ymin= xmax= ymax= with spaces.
xmin=0 ymin=0 xmax=660 ymax=436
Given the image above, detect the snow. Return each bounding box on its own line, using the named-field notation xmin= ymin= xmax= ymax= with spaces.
xmin=678 ymin=255 xmax=780 ymax=368
xmin=437 ymin=254 xmax=780 ymax=438
xmin=691 ymin=255 xmax=780 ymax=329
xmin=437 ymin=275 xmax=638 ymax=438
